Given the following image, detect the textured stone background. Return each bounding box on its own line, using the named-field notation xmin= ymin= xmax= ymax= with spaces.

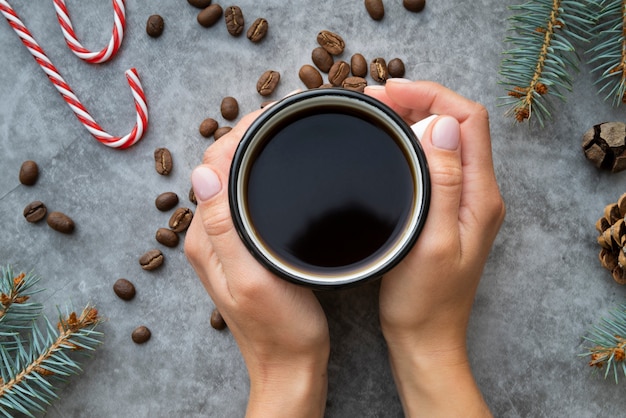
xmin=1 ymin=1 xmax=626 ymax=417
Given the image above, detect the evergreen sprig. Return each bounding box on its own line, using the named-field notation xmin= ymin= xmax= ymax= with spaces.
xmin=0 ymin=305 xmax=102 ymax=418
xmin=582 ymin=301 xmax=626 ymax=383
xmin=586 ymin=0 xmax=626 ymax=106
xmin=499 ymin=0 xmax=596 ymax=126
xmin=0 ymin=266 xmax=42 ymax=332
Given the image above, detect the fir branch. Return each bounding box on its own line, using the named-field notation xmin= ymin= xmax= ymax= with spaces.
xmin=0 ymin=306 xmax=102 ymax=417
xmin=0 ymin=266 xmax=42 ymax=332
xmin=581 ymin=302 xmax=626 ymax=383
xmin=587 ymin=0 xmax=626 ymax=106
xmin=499 ymin=0 xmax=596 ymax=126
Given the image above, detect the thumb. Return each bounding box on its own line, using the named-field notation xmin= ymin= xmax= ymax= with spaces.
xmin=190 ymin=165 xmax=244 ymax=264
xmin=421 ymin=116 xmax=463 ymax=234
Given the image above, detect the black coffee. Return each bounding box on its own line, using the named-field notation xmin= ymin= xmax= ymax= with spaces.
xmin=244 ymin=106 xmax=415 ymax=275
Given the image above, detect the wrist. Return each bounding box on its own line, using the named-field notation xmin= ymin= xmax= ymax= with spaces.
xmin=387 ymin=343 xmax=492 ymax=418
xmin=245 ymin=355 xmax=329 ymax=418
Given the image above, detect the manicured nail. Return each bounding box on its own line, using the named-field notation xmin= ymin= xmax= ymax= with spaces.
xmin=191 ymin=166 xmax=222 ymax=202
xmin=386 ymin=78 xmax=413 ymax=84
xmin=431 ymin=116 xmax=460 ymax=151
xmin=364 ymin=85 xmax=386 ymax=91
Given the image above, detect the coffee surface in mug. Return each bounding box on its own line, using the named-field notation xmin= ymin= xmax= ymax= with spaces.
xmin=245 ymin=106 xmax=415 ymax=275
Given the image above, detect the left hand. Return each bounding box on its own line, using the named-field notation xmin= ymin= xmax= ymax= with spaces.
xmin=185 ymin=109 xmax=330 ymax=418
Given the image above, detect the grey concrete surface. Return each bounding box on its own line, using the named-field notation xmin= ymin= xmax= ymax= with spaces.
xmin=1 ymin=1 xmax=626 ymax=417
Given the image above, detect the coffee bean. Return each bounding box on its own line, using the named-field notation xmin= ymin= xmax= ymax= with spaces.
xmin=23 ymin=201 xmax=47 ymax=223
xmin=19 ymin=160 xmax=39 ymax=186
xmin=328 ymin=60 xmax=350 ymax=86
xmin=317 ymin=30 xmax=345 ymax=56
xmin=350 ymin=53 xmax=367 ymax=77
xmin=247 ymin=17 xmax=268 ymax=42
xmin=370 ymin=57 xmax=389 ymax=83
xmin=189 ymin=186 xmax=197 ymax=205
xmin=319 ymin=83 xmax=334 ymax=89
xmin=299 ymin=65 xmax=323 ymax=89
xmin=154 ymin=148 xmax=173 ymax=175
xmin=365 ymin=0 xmax=384 ymax=20
xmin=156 ymin=227 xmax=179 ymax=248
xmin=224 ymin=6 xmax=244 ymax=36
xmin=139 ymin=249 xmax=164 ymax=270
xmin=403 ymin=0 xmax=426 ymax=12
xmin=214 ymin=126 xmax=232 ymax=140
xmin=155 ymin=192 xmax=179 ymax=211
xmin=342 ymin=76 xmax=367 ymax=92
xmin=131 ymin=326 xmax=151 ymax=344
xmin=47 ymin=211 xmax=75 ymax=234
xmin=199 ymin=117 xmax=218 ymax=138
xmin=169 ymin=207 xmax=193 ymax=232
xmin=388 ymin=58 xmax=406 ymax=78
xmin=113 ymin=278 xmax=136 ymax=301
xmin=197 ymin=4 xmax=223 ymax=27
xmin=210 ymin=308 xmax=227 ymax=330
xmin=257 ymin=70 xmax=280 ymax=96
xmin=187 ymin=0 xmax=212 ymax=9
xmin=220 ymin=96 xmax=239 ymax=121
xmin=146 ymin=15 xmax=164 ymax=38
xmin=311 ymin=47 xmax=334 ymax=73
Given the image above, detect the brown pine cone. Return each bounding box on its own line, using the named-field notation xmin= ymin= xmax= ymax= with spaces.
xmin=596 ymin=193 xmax=626 ymax=284
xmin=582 ymin=122 xmax=626 ymax=173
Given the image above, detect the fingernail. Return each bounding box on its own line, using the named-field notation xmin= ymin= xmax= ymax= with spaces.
xmin=364 ymin=85 xmax=386 ymax=92
xmin=387 ymin=78 xmax=413 ymax=84
xmin=191 ymin=166 xmax=222 ymax=202
xmin=431 ymin=116 xmax=460 ymax=151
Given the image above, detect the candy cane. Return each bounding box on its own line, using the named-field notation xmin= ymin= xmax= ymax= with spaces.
xmin=0 ymin=0 xmax=147 ymax=149
xmin=53 ymin=0 xmax=125 ymax=64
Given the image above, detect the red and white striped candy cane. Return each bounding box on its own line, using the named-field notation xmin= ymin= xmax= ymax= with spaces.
xmin=0 ymin=0 xmax=148 ymax=149
xmin=54 ymin=0 xmax=125 ymax=64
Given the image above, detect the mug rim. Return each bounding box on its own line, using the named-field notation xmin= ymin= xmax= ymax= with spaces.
xmin=229 ymin=88 xmax=430 ymax=289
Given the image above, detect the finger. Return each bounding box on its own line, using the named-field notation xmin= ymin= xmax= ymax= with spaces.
xmin=419 ymin=116 xmax=463 ymax=247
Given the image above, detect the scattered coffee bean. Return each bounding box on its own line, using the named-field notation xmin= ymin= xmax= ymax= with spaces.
xmin=311 ymin=47 xmax=334 ymax=73
xmin=132 ymin=325 xmax=151 ymax=344
xmin=403 ymin=0 xmax=426 ymax=12
xmin=210 ymin=308 xmax=227 ymax=330
xmin=23 ymin=201 xmax=47 ymax=223
xmin=328 ymin=60 xmax=350 ymax=86
xmin=319 ymin=83 xmax=334 ymax=89
xmin=197 ymin=4 xmax=223 ymax=27
xmin=214 ymin=126 xmax=232 ymax=140
xmin=19 ymin=160 xmax=39 ymax=186
xmin=342 ymin=77 xmax=367 ymax=92
xmin=257 ymin=70 xmax=280 ymax=96
xmin=169 ymin=207 xmax=193 ymax=233
xmin=156 ymin=227 xmax=179 ymax=248
xmin=47 ymin=211 xmax=75 ymax=234
xmin=317 ymin=30 xmax=345 ymax=55
xmin=139 ymin=249 xmax=164 ymax=270
xmin=189 ymin=186 xmax=197 ymax=205
xmin=370 ymin=57 xmax=389 ymax=83
xmin=187 ymin=0 xmax=212 ymax=9
xmin=220 ymin=96 xmax=239 ymax=121
xmin=113 ymin=278 xmax=136 ymax=301
xmin=350 ymin=53 xmax=368 ymax=77
xmin=146 ymin=15 xmax=164 ymax=38
xmin=199 ymin=117 xmax=219 ymax=138
xmin=154 ymin=148 xmax=173 ymax=175
xmin=387 ymin=58 xmax=406 ymax=78
xmin=247 ymin=17 xmax=268 ymax=42
xmin=224 ymin=6 xmax=244 ymax=36
xmin=299 ymin=65 xmax=323 ymax=89
xmin=155 ymin=192 xmax=179 ymax=212
xmin=365 ymin=0 xmax=385 ymax=20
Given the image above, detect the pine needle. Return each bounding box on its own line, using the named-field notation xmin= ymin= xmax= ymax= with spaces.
xmin=582 ymin=301 xmax=626 ymax=383
xmin=499 ymin=0 xmax=597 ymax=126
xmin=586 ymin=0 xmax=626 ymax=106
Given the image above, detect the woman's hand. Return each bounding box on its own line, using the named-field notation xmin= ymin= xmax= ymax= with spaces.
xmin=184 ymin=109 xmax=330 ymax=418
xmin=366 ymin=80 xmax=505 ymax=417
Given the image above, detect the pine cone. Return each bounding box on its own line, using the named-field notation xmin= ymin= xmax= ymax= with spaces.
xmin=597 ymin=193 xmax=626 ymax=284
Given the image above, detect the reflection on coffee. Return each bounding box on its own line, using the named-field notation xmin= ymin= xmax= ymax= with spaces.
xmin=244 ymin=107 xmax=415 ymax=275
